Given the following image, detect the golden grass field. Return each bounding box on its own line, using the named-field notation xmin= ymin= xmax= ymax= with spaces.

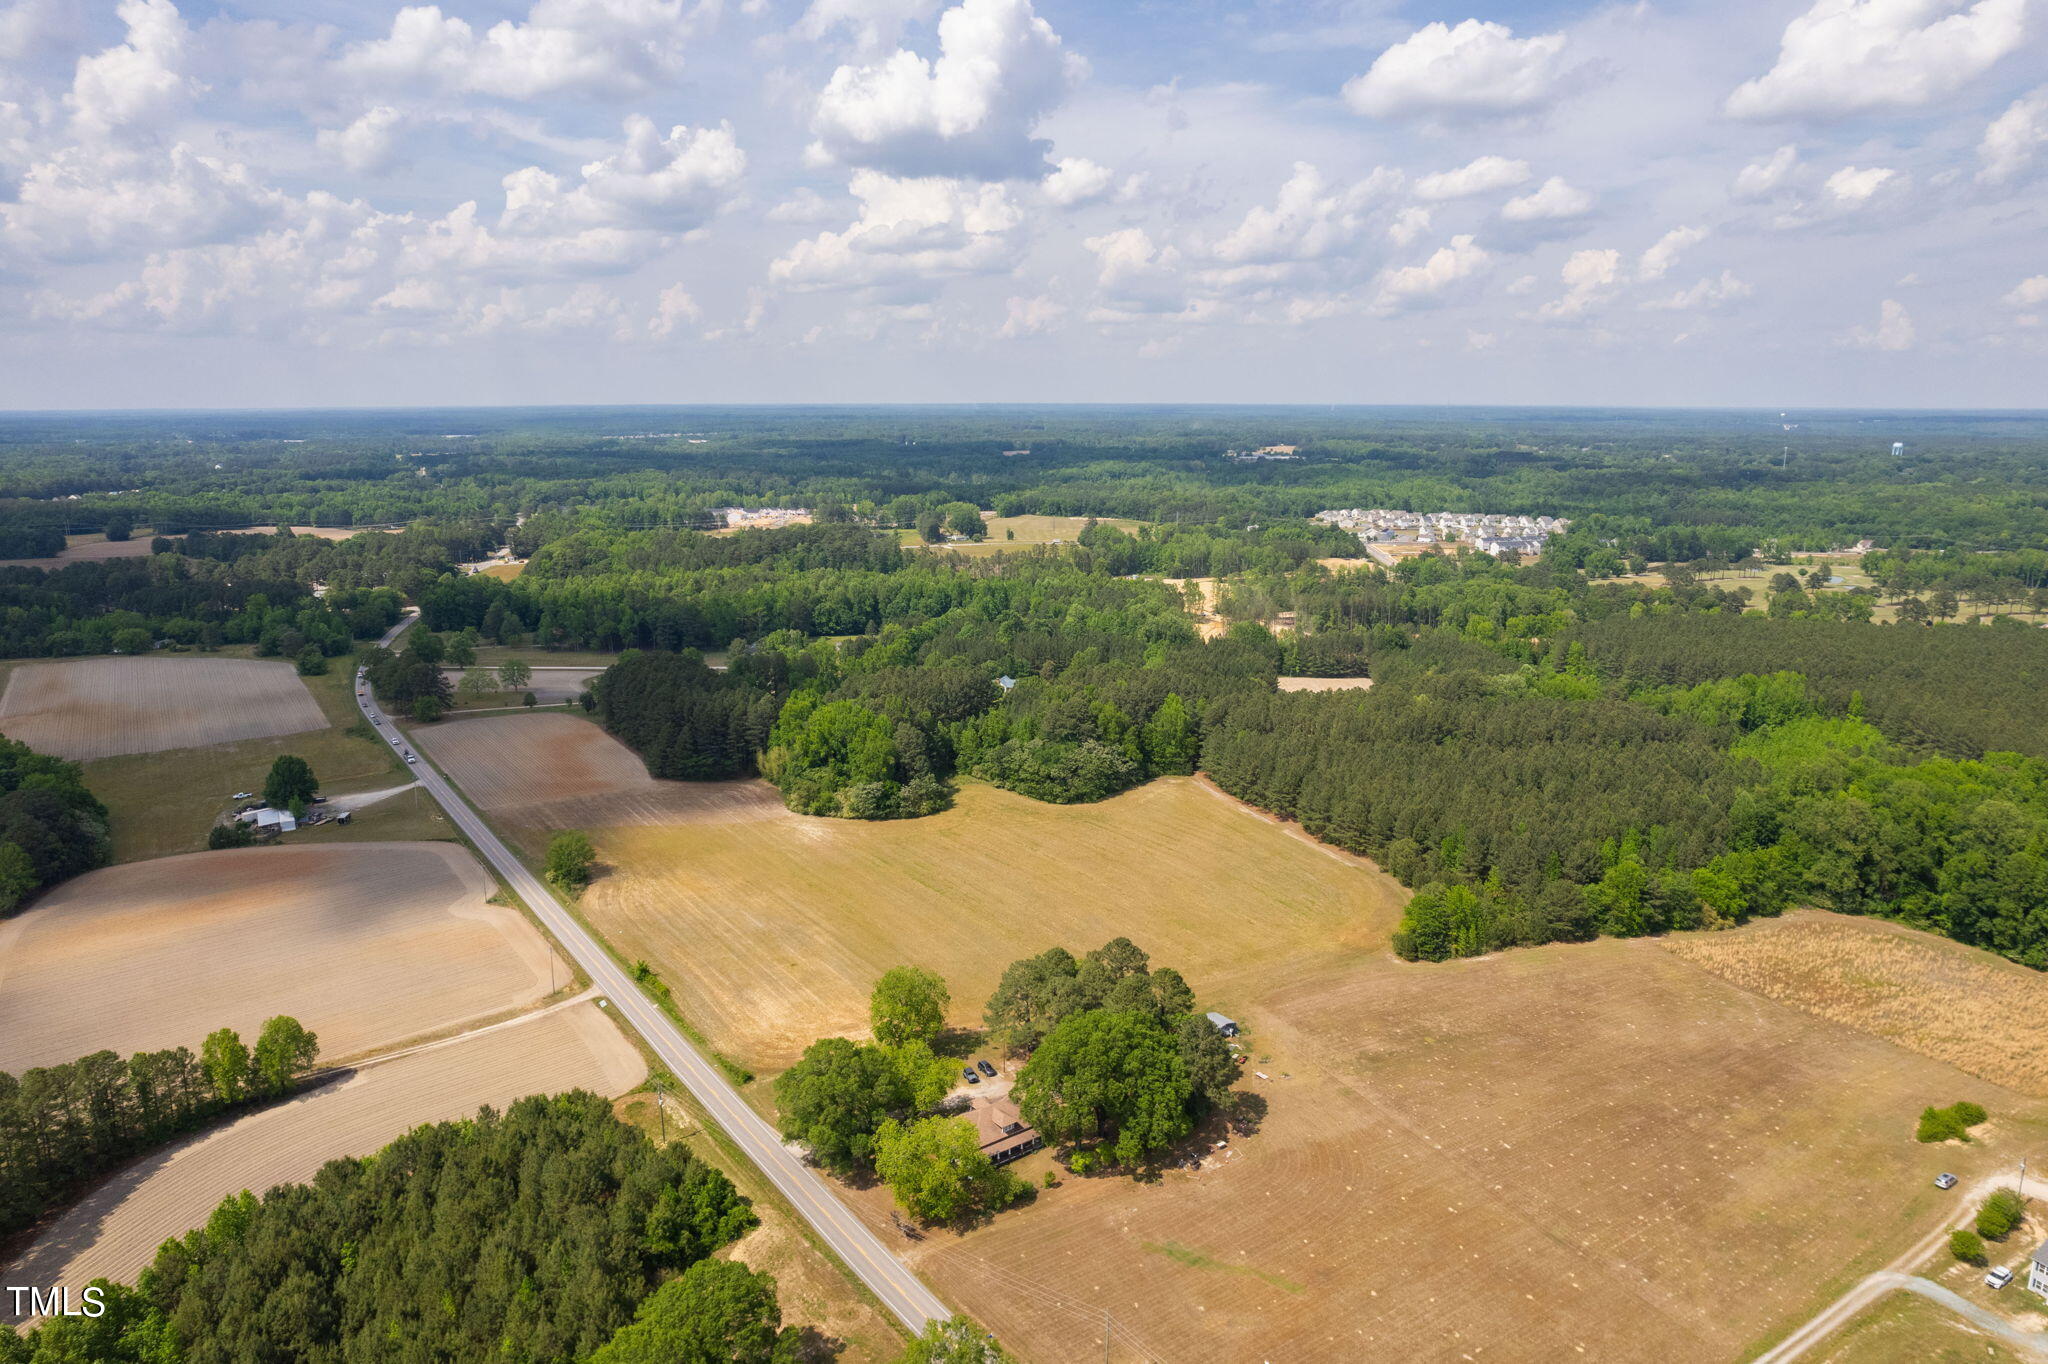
xmin=1811 ymin=1290 xmax=2029 ymax=1364
xmin=1276 ymin=675 xmax=1374 ymax=692
xmin=1 ymin=1001 xmax=642 ymax=1318
xmin=407 ymin=711 xmax=2048 ymax=1362
xmin=414 ymin=712 xmax=789 ymax=834
xmin=869 ymin=939 xmax=2039 ymax=1364
xmin=898 ymin=514 xmax=1148 ymax=557
xmin=0 ymin=656 xmax=327 ymax=760
xmin=440 ymin=719 xmax=1406 ymax=1073
xmin=1662 ymin=912 xmax=2048 ymax=1095
xmin=0 ymin=842 xmax=562 ymax=1072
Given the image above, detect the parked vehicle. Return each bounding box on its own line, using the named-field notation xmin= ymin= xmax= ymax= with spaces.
xmin=1935 ymin=1172 xmax=1959 ymax=1189
xmin=961 ymin=1068 xmax=979 ymax=1084
xmin=1988 ymin=1266 xmax=2014 ymax=1289
xmin=976 ymin=1060 xmax=997 ymax=1077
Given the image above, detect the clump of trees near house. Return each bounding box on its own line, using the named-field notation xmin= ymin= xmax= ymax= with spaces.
xmin=991 ymin=938 xmax=1238 ymax=1173
xmin=0 ymin=1016 xmax=319 ymax=1240
xmin=1917 ymin=1100 xmax=1989 ymax=1143
xmin=1 ymin=1093 xmax=781 ymax=1364
xmin=1977 ymin=1188 xmax=2027 ymax=1241
xmin=0 ymin=737 xmax=108 ymax=915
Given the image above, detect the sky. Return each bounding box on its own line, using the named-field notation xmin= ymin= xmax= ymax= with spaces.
xmin=0 ymin=0 xmax=2043 ymax=410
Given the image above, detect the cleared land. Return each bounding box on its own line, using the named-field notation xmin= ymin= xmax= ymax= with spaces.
xmin=899 ymin=514 xmax=1147 ymax=557
xmin=78 ymin=663 xmax=415 ymax=862
xmin=573 ymin=773 xmax=1401 ymax=1072
xmin=443 ymin=666 xmax=603 ymax=706
xmin=0 ymin=656 xmax=326 ymax=759
xmin=414 ymin=712 xmax=790 ymax=833
xmin=0 ymin=533 xmax=156 ymax=571
xmin=1663 ymin=911 xmax=2048 ymax=1095
xmin=1 ymin=1002 xmax=642 ymax=1310
xmin=1276 ymin=675 xmax=1374 ymax=692
xmin=0 ymin=842 xmax=561 ymax=1072
xmin=875 ymin=939 xmax=2039 ymax=1364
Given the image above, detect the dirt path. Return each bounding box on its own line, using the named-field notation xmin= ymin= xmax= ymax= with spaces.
xmin=1756 ymin=1166 xmax=2035 ymax=1362
xmin=328 ymin=783 xmax=416 ymax=814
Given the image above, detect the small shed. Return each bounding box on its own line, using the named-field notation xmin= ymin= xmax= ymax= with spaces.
xmin=1205 ymin=1011 xmax=1239 ymax=1037
xmin=249 ymin=808 xmax=297 ymax=833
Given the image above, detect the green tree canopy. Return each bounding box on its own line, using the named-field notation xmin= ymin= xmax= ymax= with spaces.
xmin=251 ymin=1016 xmax=319 ymax=1097
xmin=1014 ymin=1009 xmax=1194 ymax=1165
xmin=870 ymin=966 xmax=950 ymax=1048
xmin=896 ymin=1317 xmax=1019 ymax=1363
xmin=262 ymin=754 xmax=318 ymax=809
xmin=545 ymin=830 xmax=597 ymax=893
xmin=872 ymin=1116 xmax=1018 ymax=1223
xmin=772 ymin=1037 xmax=911 ymax=1174
xmin=199 ymin=1027 xmax=250 ymax=1104
xmin=585 ymin=1259 xmax=800 ymax=1364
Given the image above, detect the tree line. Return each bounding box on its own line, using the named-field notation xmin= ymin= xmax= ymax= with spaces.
xmin=0 ymin=1016 xmax=318 ymax=1240
xmin=0 ymin=738 xmax=109 ymax=914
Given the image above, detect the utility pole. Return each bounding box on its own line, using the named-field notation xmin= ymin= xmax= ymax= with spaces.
xmin=2020 ymin=1155 xmax=2028 ymax=1204
xmin=1103 ymin=1310 xmax=1111 ymax=1364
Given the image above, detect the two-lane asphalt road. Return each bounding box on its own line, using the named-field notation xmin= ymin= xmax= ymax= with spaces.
xmin=355 ymin=619 xmax=950 ymax=1334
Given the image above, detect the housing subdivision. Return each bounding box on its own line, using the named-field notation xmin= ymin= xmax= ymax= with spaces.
xmin=1313 ymin=508 xmax=1570 ymax=556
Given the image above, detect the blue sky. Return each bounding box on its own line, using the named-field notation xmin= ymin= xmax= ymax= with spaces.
xmin=0 ymin=0 xmax=2043 ymax=408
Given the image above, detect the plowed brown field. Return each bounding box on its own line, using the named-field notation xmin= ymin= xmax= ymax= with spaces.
xmin=0 ymin=534 xmax=154 ymax=571
xmin=0 ymin=1002 xmax=643 ymax=1311
xmin=0 ymin=842 xmax=562 ymax=1071
xmin=0 ymin=656 xmax=326 ymax=759
xmin=414 ymin=712 xmax=788 ymax=837
xmin=874 ymin=939 xmax=2038 ymax=1364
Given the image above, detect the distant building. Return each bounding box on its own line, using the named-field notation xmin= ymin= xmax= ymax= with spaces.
xmin=995 ymin=675 xmax=1017 ymax=691
xmin=1206 ymin=1011 xmax=1239 ymax=1037
xmin=1892 ymin=442 xmax=1906 ymax=457
xmin=1001 ymin=449 xmax=1031 ymax=457
xmin=971 ymin=1097 xmax=1042 ymax=1166
xmin=239 ymin=807 xmax=297 ymax=833
xmin=2029 ymin=1242 xmax=2048 ymax=1296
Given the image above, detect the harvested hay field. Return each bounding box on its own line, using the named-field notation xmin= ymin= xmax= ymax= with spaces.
xmin=1 ymin=1002 xmax=642 ymax=1310
xmin=415 ymin=712 xmax=789 ymax=834
xmin=1662 ymin=911 xmax=2048 ymax=1095
xmin=578 ymin=776 xmax=1404 ymax=1072
xmin=0 ymin=533 xmax=155 ymax=571
xmin=899 ymin=514 xmax=1147 ymax=557
xmin=0 ymin=842 xmax=561 ymax=1072
xmin=1276 ymin=675 xmax=1373 ymax=692
xmin=887 ymin=939 xmax=2038 ymax=1364
xmin=443 ymin=666 xmax=602 ymax=707
xmin=0 ymin=656 xmax=325 ymax=759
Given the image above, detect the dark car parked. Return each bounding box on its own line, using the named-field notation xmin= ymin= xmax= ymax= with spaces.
xmin=976 ymin=1060 xmax=997 ymax=1077
xmin=961 ymin=1067 xmax=979 ymax=1084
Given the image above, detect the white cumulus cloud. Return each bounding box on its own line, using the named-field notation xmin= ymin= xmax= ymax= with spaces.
xmin=2004 ymin=275 xmax=2048 ymax=306
xmin=338 ymin=0 xmax=700 ymax=100
xmin=1726 ymin=0 xmax=2028 ymax=120
xmin=1501 ymin=176 xmax=1592 ymax=221
xmin=1825 ymin=164 xmax=1897 ymax=205
xmin=1414 ymin=155 xmax=1530 ymax=201
xmin=1978 ymin=89 xmax=2048 ymax=184
xmin=770 ymin=170 xmax=1022 ymax=292
xmin=808 ymin=0 xmax=1082 ymax=179
xmin=1733 ymin=145 xmax=1800 ymax=199
xmin=1344 ymin=20 xmax=1567 ymax=119
xmin=67 ymin=0 xmax=199 ymax=138
xmin=1372 ymin=233 xmax=1490 ymax=312
xmin=1845 ymin=297 xmax=1915 ymax=349
xmin=318 ymin=107 xmax=406 ymax=175
xmin=1638 ymin=225 xmax=1707 ymax=281
xmin=1041 ymin=156 xmax=1112 ymax=206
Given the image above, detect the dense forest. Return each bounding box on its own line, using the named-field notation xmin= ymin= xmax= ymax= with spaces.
xmin=0 ymin=1093 xmax=776 ymax=1364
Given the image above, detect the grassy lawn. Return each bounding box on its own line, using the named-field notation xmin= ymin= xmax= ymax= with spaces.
xmin=82 ymin=665 xmax=410 ymax=863
xmin=1810 ymin=1290 xmax=2030 ymax=1363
